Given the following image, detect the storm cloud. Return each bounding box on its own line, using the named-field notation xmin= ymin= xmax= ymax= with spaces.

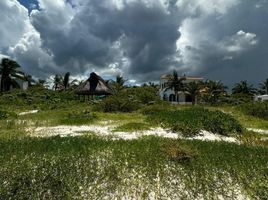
xmin=1 ymin=0 xmax=268 ymax=85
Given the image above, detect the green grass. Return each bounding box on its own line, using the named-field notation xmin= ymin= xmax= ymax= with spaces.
xmin=0 ymin=90 xmax=268 ymax=199
xmin=0 ymin=136 xmax=267 ymax=199
xmin=209 ymin=105 xmax=268 ymax=129
xmin=113 ymin=122 xmax=152 ymax=132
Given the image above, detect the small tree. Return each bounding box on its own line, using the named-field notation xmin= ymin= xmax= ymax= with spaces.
xmin=201 ymin=80 xmax=227 ymax=104
xmin=111 ymin=75 xmax=126 ymax=92
xmin=232 ymin=80 xmax=256 ymax=95
xmin=63 ymin=72 xmax=70 ymax=91
xmin=0 ymin=58 xmax=25 ymax=92
xmin=185 ymin=82 xmax=201 ymax=105
xmin=165 ymin=70 xmax=185 ymax=101
xmin=53 ymin=74 xmax=63 ymax=91
xmin=259 ymin=78 xmax=268 ymax=94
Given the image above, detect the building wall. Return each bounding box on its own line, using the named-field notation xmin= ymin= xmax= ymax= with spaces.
xmin=0 ymin=75 xmax=28 ymax=91
xmin=159 ymin=78 xmax=200 ymax=104
xmin=254 ymin=95 xmax=268 ymax=102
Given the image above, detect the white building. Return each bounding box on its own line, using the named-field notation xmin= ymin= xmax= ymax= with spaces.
xmin=159 ymin=74 xmax=204 ymax=104
xmin=254 ymin=95 xmax=268 ymax=102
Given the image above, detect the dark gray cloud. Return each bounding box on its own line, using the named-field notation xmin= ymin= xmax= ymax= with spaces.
xmin=1 ymin=0 xmax=268 ymax=86
xmin=29 ymin=0 xmax=183 ymax=81
xmin=177 ymin=0 xmax=268 ymax=86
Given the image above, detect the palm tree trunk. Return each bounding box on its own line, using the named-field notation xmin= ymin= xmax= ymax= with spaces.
xmin=192 ymin=95 xmax=196 ymax=105
xmin=0 ymin=77 xmax=4 ymax=93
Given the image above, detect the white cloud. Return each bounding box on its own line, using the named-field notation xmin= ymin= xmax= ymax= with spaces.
xmin=0 ymin=0 xmax=30 ymax=48
xmin=220 ymin=30 xmax=258 ymax=53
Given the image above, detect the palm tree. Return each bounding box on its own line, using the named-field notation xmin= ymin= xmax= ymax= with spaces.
xmin=259 ymin=78 xmax=268 ymax=94
xmin=0 ymin=58 xmax=25 ymax=92
xmin=53 ymin=74 xmax=63 ymax=91
xmin=201 ymin=80 xmax=227 ymax=103
xmin=111 ymin=75 xmax=126 ymax=92
xmin=165 ymin=70 xmax=185 ymax=101
xmin=23 ymin=74 xmax=35 ymax=87
xmin=185 ymin=82 xmax=201 ymax=105
xmin=63 ymin=72 xmax=70 ymax=90
xmin=232 ymin=80 xmax=256 ymax=95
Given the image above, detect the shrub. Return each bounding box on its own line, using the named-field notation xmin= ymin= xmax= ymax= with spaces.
xmin=94 ymin=86 xmax=160 ymax=113
xmin=147 ymin=107 xmax=243 ymax=137
xmin=0 ymin=110 xmax=8 ymax=120
xmin=94 ymin=93 xmax=141 ymax=112
xmin=161 ymin=140 xmax=198 ymax=163
xmin=60 ymin=110 xmax=97 ymax=125
xmin=139 ymin=102 xmax=172 ymax=115
xmin=239 ymin=102 xmax=268 ymax=120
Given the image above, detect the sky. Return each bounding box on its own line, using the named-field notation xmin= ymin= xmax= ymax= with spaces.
xmin=0 ymin=0 xmax=268 ymax=86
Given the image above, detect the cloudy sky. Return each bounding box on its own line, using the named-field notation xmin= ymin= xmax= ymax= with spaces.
xmin=0 ymin=0 xmax=268 ymax=86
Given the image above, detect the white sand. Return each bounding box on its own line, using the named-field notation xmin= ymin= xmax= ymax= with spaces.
xmin=28 ymin=124 xmax=238 ymax=143
xmin=18 ymin=110 xmax=39 ymax=116
xmin=191 ymin=130 xmax=238 ymax=143
xmin=247 ymin=128 xmax=268 ymax=134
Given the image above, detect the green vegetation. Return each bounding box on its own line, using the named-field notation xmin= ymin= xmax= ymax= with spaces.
xmin=0 ymin=136 xmax=267 ymax=199
xmin=146 ymin=107 xmax=243 ymax=137
xmin=113 ymin=122 xmax=152 ymax=132
xmin=0 ymin=64 xmax=267 ymax=199
xmin=0 ymin=110 xmax=9 ymax=120
xmin=60 ymin=110 xmax=97 ymax=125
xmin=94 ymin=86 xmax=159 ymax=112
xmin=239 ymin=101 xmax=268 ymax=120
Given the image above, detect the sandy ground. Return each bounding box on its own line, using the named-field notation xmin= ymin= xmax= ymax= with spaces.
xmin=18 ymin=110 xmax=39 ymax=116
xmin=20 ymin=109 xmax=267 ymax=143
xmin=27 ymin=124 xmax=240 ymax=143
xmin=247 ymin=128 xmax=268 ymax=134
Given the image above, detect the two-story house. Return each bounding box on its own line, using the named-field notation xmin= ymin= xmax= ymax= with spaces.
xmin=159 ymin=74 xmax=204 ymax=104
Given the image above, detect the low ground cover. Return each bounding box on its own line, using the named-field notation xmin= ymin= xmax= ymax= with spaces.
xmin=146 ymin=107 xmax=243 ymax=137
xmin=0 ymin=136 xmax=267 ymax=199
xmin=0 ymin=89 xmax=268 ymax=199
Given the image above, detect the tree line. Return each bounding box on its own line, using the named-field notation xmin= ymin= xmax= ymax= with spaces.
xmin=0 ymin=58 xmax=267 ymax=104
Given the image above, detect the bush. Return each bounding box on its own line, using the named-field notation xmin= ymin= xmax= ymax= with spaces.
xmin=147 ymin=107 xmax=243 ymax=137
xmin=94 ymin=86 xmax=160 ymax=113
xmin=161 ymin=140 xmax=198 ymax=163
xmin=0 ymin=110 xmax=8 ymax=120
xmin=94 ymin=93 xmax=141 ymax=112
xmin=139 ymin=102 xmax=173 ymax=115
xmin=239 ymin=102 xmax=268 ymax=120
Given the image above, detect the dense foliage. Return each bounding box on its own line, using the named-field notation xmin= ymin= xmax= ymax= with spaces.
xmin=0 ymin=87 xmax=77 ymax=111
xmin=94 ymin=86 xmax=159 ymax=112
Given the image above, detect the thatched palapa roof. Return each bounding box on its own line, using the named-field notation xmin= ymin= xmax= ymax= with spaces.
xmin=75 ymin=72 xmax=113 ymax=95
